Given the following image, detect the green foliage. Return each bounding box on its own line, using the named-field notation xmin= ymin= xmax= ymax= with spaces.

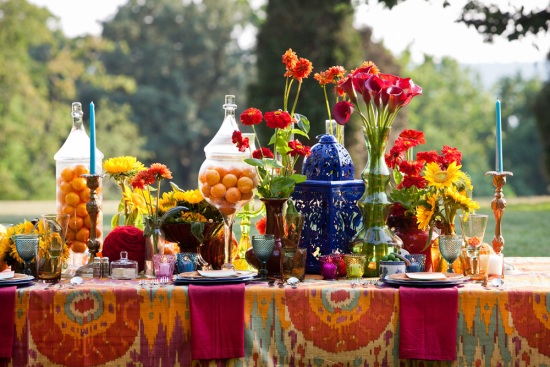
xmin=100 ymin=0 xmax=255 ymax=189
xmin=534 ymin=79 xmax=550 ymax=185
xmin=496 ymin=75 xmax=547 ymax=195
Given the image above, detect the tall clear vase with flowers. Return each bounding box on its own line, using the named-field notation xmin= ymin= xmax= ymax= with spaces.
xmin=314 ymin=65 xmax=347 ymax=144
xmin=233 ymin=48 xmax=313 ymax=275
xmin=130 ymin=163 xmax=174 ymax=276
xmin=333 ymin=61 xmax=423 ymax=277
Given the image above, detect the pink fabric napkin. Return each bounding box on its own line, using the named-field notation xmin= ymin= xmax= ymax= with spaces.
xmin=399 ymin=286 xmax=459 ymax=360
xmin=0 ymin=286 xmax=17 ymax=358
xmin=189 ymin=283 xmax=245 ymax=360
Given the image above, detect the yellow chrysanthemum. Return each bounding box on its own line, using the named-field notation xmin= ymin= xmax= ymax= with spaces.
xmin=179 ymin=189 xmax=204 ymax=204
xmin=416 ymin=194 xmax=437 ymax=231
xmin=103 ymin=156 xmax=145 ymax=176
xmin=424 ymin=161 xmax=462 ymax=190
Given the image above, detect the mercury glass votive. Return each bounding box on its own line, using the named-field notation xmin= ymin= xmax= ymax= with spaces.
xmin=344 ymin=254 xmax=367 ymax=279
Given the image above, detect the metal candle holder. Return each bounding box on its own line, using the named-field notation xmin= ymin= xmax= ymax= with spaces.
xmin=76 ymin=173 xmax=104 ymax=277
xmin=485 ymin=170 xmax=513 ymax=278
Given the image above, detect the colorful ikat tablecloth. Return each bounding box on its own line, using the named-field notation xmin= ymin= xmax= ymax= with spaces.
xmin=4 ymin=257 xmax=550 ymax=367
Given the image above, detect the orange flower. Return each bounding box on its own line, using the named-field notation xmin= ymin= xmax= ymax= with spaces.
xmin=286 ymin=58 xmax=313 ymax=82
xmin=255 ymin=217 xmax=267 ymax=235
xmin=149 ymin=163 xmax=172 ymax=180
xmin=282 ymin=48 xmax=298 ymax=70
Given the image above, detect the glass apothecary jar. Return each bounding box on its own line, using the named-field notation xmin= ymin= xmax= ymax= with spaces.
xmin=54 ymin=102 xmax=104 ymax=259
xmin=197 ymin=95 xmax=258 ymax=269
xmin=110 ymin=251 xmax=138 ymax=280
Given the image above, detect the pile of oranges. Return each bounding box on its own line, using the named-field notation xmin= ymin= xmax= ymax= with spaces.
xmin=199 ymin=165 xmax=258 ymax=215
xmin=56 ymin=164 xmax=102 ymax=253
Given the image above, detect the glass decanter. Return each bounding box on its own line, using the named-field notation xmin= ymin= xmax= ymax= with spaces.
xmin=198 ymin=95 xmax=257 ymax=269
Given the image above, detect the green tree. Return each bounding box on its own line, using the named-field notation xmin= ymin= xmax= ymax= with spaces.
xmin=100 ymin=0 xmax=255 ymax=189
xmin=0 ymin=0 xmax=145 ymax=199
xmin=496 ymin=74 xmax=548 ymax=195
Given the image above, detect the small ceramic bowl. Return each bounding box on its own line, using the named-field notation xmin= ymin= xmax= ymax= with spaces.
xmin=379 ymin=260 xmax=407 ymax=280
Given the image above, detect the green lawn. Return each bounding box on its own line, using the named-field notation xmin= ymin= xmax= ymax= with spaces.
xmin=1 ymin=197 xmax=549 ymax=256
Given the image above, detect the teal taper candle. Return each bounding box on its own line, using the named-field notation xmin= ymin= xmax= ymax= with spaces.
xmin=89 ymin=101 xmax=96 ymax=174
xmin=495 ymin=99 xmax=503 ymax=172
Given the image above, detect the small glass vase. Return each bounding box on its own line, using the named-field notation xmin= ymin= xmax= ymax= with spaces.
xmin=350 ymin=127 xmax=401 ymax=277
xmin=325 ymin=119 xmax=344 ymax=145
xmin=144 ymin=222 xmax=164 ymax=278
xmin=245 ymin=197 xmax=288 ymax=276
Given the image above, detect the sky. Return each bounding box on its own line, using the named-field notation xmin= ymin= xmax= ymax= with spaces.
xmin=27 ymin=0 xmax=549 ymax=65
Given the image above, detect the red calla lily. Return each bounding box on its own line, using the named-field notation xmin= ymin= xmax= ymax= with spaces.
xmin=332 ymin=101 xmax=355 ymax=125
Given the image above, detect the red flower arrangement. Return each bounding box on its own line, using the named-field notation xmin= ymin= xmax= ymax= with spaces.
xmin=233 ymin=48 xmax=313 ymax=199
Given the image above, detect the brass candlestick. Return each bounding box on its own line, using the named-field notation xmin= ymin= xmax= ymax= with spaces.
xmin=76 ymin=173 xmax=104 ymax=277
xmin=485 ymin=170 xmax=513 ymax=278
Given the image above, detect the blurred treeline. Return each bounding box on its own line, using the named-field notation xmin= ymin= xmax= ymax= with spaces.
xmin=0 ymin=0 xmax=548 ymax=200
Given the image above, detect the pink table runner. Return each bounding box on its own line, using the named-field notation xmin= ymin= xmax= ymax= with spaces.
xmin=399 ymin=286 xmax=458 ymax=360
xmin=189 ymin=283 xmax=245 ymax=360
xmin=0 ymin=286 xmax=17 ymax=358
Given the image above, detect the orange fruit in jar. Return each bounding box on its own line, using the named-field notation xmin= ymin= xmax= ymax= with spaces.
xmin=219 ymin=206 xmax=237 ymax=216
xmin=59 ymin=181 xmax=73 ymax=194
xmin=75 ymin=227 xmax=90 ymax=242
xmin=237 ymin=176 xmax=254 ymax=194
xmin=210 ymin=183 xmax=226 ymax=198
xmin=60 ymin=166 xmax=75 ymax=182
xmin=71 ymin=177 xmax=87 ymax=191
xmin=65 ymin=192 xmax=81 ymax=207
xmin=228 ymin=166 xmax=243 ymax=178
xmin=215 ymin=166 xmax=229 ymax=178
xmin=225 ymin=187 xmax=241 ymax=204
xmin=65 ymin=229 xmax=76 ymax=241
xmin=68 ymin=216 xmax=84 ymax=231
xmin=73 ymin=164 xmax=89 ymax=178
xmin=76 ymin=202 xmax=88 ymax=217
xmin=84 ymin=215 xmax=92 ymax=229
xmin=62 ymin=204 xmax=76 ymax=216
xmin=241 ymin=191 xmax=254 ymax=201
xmin=57 ymin=191 xmax=66 ymax=205
xmin=222 ymin=173 xmax=238 ymax=188
xmin=199 ymin=170 xmax=207 ymax=183
xmin=242 ymin=166 xmax=257 ymax=179
xmin=200 ymin=183 xmax=211 ymax=198
xmin=71 ymin=241 xmax=87 ymax=253
xmin=205 ymin=169 xmax=221 ymax=186
xmin=80 ymin=187 xmax=91 ymax=203
xmin=94 ymin=225 xmax=102 ymax=239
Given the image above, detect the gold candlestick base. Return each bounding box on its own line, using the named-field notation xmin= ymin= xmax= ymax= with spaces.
xmin=76 ymin=174 xmax=104 ymax=278
xmin=484 ymin=170 xmax=513 ymax=279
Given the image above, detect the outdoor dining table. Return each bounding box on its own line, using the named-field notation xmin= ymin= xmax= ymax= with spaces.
xmin=2 ymin=257 xmax=550 ymax=366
